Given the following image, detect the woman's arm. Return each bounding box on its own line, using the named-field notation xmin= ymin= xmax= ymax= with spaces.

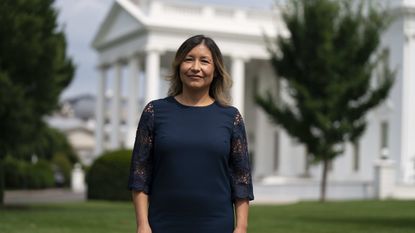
xmin=128 ymin=102 xmax=155 ymax=233
xmin=229 ymin=110 xmax=254 ymax=233
xmin=132 ymin=191 xmax=152 ymax=233
xmin=234 ymin=199 xmax=249 ymax=233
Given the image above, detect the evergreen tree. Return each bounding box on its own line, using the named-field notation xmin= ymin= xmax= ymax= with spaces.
xmin=0 ymin=0 xmax=75 ymax=204
xmin=255 ymin=0 xmax=394 ymax=202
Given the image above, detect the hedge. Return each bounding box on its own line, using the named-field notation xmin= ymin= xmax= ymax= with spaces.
xmin=52 ymin=153 xmax=72 ymax=187
xmin=0 ymin=160 xmax=4 ymax=204
xmin=86 ymin=149 xmax=132 ymax=201
xmin=3 ymin=156 xmax=54 ymax=189
xmin=27 ymin=160 xmax=55 ymax=189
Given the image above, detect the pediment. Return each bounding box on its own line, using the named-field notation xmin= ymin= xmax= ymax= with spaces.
xmin=92 ymin=2 xmax=145 ymax=49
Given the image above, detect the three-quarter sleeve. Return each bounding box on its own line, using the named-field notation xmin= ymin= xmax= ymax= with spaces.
xmin=229 ymin=109 xmax=254 ymax=201
xmin=128 ymin=102 xmax=155 ymax=194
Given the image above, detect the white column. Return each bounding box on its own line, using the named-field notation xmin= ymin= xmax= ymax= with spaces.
xmin=254 ymin=107 xmax=276 ymax=178
xmin=145 ymin=50 xmax=160 ymax=104
xmin=401 ymin=31 xmax=415 ymax=183
xmin=94 ymin=66 xmax=107 ymax=156
xmin=110 ymin=62 xmax=122 ymax=149
xmin=253 ymin=71 xmax=276 ymax=179
xmin=126 ymin=56 xmax=140 ymax=148
xmin=231 ymin=56 xmax=245 ymax=116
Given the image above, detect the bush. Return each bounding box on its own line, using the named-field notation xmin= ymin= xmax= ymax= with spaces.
xmin=27 ymin=160 xmax=55 ymax=189
xmin=52 ymin=153 xmax=72 ymax=187
xmin=0 ymin=160 xmax=4 ymax=205
xmin=3 ymin=156 xmax=54 ymax=189
xmin=3 ymin=156 xmax=27 ymax=189
xmin=86 ymin=149 xmax=132 ymax=201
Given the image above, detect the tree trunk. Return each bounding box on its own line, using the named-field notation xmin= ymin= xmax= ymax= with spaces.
xmin=320 ymin=158 xmax=329 ymax=202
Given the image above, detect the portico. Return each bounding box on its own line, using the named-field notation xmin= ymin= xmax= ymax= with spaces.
xmin=92 ymin=0 xmax=415 ymax=200
xmin=91 ymin=0 xmax=280 ymax=175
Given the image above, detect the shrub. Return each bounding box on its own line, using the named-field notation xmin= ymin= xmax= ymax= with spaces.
xmin=3 ymin=156 xmax=27 ymax=189
xmin=86 ymin=149 xmax=132 ymax=201
xmin=0 ymin=160 xmax=4 ymax=204
xmin=3 ymin=156 xmax=54 ymax=189
xmin=27 ymin=159 xmax=55 ymax=189
xmin=52 ymin=153 xmax=72 ymax=187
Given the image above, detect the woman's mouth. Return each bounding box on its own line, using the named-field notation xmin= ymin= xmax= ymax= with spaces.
xmin=188 ymin=75 xmax=203 ymax=79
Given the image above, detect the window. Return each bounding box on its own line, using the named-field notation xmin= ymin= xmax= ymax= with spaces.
xmin=304 ymin=148 xmax=311 ymax=177
xmin=353 ymin=142 xmax=360 ymax=172
xmin=274 ymin=131 xmax=279 ymax=172
xmin=380 ymin=121 xmax=389 ymax=158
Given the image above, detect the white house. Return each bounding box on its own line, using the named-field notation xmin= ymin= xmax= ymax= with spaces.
xmin=46 ymin=105 xmax=96 ymax=166
xmin=91 ymin=0 xmax=415 ymax=200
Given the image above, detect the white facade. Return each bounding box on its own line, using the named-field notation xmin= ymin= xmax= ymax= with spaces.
xmin=92 ymin=0 xmax=415 ymax=199
xmin=46 ymin=115 xmax=96 ymax=166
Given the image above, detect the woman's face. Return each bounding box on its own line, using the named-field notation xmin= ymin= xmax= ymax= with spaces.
xmin=179 ymin=43 xmax=215 ymax=92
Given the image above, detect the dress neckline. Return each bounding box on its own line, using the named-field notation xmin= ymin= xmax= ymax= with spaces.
xmin=170 ymin=96 xmax=216 ymax=108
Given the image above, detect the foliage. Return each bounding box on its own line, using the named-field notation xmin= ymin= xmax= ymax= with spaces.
xmin=52 ymin=153 xmax=73 ymax=187
xmin=3 ymin=156 xmax=27 ymax=189
xmin=1 ymin=125 xmax=77 ymax=190
xmin=256 ymin=0 xmax=394 ymax=201
xmin=35 ymin=126 xmax=78 ymax=163
xmin=3 ymin=156 xmax=55 ymax=190
xmin=0 ymin=161 xmax=3 ymax=204
xmin=0 ymin=0 xmax=75 ymax=159
xmin=86 ymin=150 xmax=132 ymax=201
xmin=27 ymin=160 xmax=55 ymax=189
xmin=0 ymin=72 xmax=34 ymax=160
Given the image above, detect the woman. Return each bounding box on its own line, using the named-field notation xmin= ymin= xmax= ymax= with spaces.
xmin=128 ymin=35 xmax=254 ymax=233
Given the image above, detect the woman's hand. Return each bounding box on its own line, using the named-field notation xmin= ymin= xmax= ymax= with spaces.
xmin=136 ymin=224 xmax=152 ymax=233
xmin=233 ymin=226 xmax=247 ymax=233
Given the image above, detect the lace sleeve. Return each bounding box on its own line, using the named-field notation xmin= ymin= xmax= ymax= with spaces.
xmin=128 ymin=102 xmax=155 ymax=194
xmin=229 ymin=109 xmax=254 ymax=201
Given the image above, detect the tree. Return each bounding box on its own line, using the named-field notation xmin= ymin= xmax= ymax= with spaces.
xmin=255 ymin=0 xmax=394 ymax=202
xmin=0 ymin=0 xmax=75 ymax=204
xmin=0 ymin=0 xmax=75 ymax=158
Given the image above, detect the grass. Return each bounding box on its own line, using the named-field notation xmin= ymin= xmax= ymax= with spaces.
xmin=1 ymin=200 xmax=415 ymax=233
xmin=249 ymin=200 xmax=415 ymax=233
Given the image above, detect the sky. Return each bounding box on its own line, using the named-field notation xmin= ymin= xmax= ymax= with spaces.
xmin=54 ymin=0 xmax=274 ymax=100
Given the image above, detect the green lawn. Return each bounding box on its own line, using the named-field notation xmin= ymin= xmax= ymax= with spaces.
xmin=1 ymin=200 xmax=415 ymax=233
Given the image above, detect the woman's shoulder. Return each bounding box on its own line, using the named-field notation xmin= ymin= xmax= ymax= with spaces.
xmin=215 ymin=102 xmax=241 ymax=119
xmin=143 ymin=96 xmax=173 ymax=108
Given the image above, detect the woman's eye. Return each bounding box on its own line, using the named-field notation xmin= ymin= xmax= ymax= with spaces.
xmin=201 ymin=59 xmax=210 ymax=64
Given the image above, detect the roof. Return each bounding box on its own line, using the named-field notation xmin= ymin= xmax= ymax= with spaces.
xmin=92 ymin=0 xmax=279 ymax=51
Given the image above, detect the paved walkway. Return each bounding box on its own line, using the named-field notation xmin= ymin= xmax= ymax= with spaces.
xmin=4 ymin=189 xmax=86 ymax=205
xmin=3 ymin=188 xmax=297 ymax=205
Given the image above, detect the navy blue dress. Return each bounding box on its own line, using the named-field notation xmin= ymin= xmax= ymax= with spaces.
xmin=128 ymin=96 xmax=254 ymax=233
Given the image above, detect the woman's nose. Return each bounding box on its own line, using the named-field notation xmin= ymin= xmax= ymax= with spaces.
xmin=191 ymin=61 xmax=201 ymax=71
